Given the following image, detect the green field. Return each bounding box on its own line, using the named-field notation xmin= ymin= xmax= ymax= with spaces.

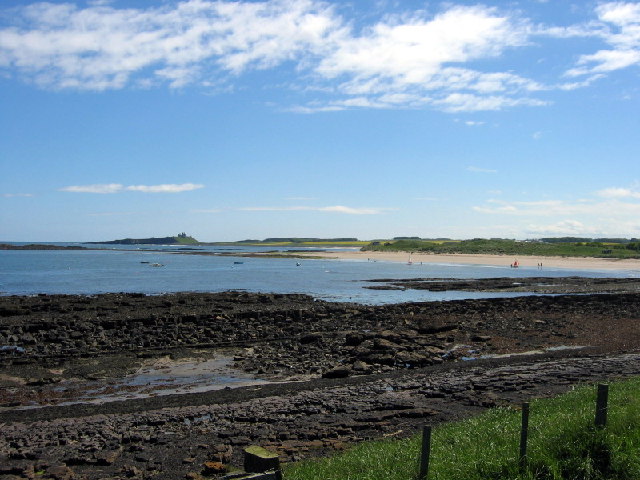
xmin=204 ymin=239 xmax=369 ymax=247
xmin=284 ymin=378 xmax=640 ymax=480
xmin=361 ymin=238 xmax=640 ymax=259
xmin=177 ymin=235 xmax=640 ymax=258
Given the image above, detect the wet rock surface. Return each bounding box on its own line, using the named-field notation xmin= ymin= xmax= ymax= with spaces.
xmin=1 ymin=285 xmax=640 ymax=479
xmin=365 ymin=276 xmax=640 ymax=294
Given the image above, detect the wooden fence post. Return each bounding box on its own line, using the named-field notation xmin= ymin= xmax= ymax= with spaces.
xmin=244 ymin=446 xmax=282 ymax=480
xmin=418 ymin=425 xmax=432 ymax=480
xmin=519 ymin=402 xmax=530 ymax=471
xmin=595 ymin=384 xmax=609 ymax=428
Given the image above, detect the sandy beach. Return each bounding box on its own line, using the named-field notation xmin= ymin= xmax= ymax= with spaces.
xmin=298 ymin=249 xmax=640 ymax=271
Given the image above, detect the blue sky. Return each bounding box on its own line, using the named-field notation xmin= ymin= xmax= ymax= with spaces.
xmin=1 ymin=0 xmax=639 ymax=242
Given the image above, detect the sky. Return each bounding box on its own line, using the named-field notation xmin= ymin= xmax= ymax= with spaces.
xmin=1 ymin=0 xmax=639 ymax=242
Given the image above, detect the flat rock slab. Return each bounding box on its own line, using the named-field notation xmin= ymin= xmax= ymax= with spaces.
xmin=1 ymin=352 xmax=639 ymax=479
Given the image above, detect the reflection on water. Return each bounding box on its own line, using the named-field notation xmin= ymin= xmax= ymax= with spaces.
xmin=12 ymin=356 xmax=269 ymax=410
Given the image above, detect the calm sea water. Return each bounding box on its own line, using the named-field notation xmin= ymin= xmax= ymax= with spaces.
xmin=1 ymin=244 xmax=638 ymax=304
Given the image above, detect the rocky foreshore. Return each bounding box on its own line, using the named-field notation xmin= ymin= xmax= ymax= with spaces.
xmin=365 ymin=276 xmax=640 ymax=294
xmin=1 ymin=285 xmax=640 ymax=479
xmin=0 ymin=244 xmax=87 ymax=251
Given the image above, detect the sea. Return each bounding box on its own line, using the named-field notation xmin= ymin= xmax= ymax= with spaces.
xmin=1 ymin=243 xmax=639 ymax=305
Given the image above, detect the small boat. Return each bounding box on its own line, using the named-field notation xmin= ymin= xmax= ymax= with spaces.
xmin=233 ymin=261 xmax=244 ymax=265
xmin=150 ymin=263 xmax=164 ymax=267
xmin=296 ymin=262 xmax=301 ymax=266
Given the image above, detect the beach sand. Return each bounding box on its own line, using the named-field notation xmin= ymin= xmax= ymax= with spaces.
xmin=297 ymin=250 xmax=640 ymax=271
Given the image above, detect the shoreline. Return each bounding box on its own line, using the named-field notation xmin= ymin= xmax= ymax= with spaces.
xmin=296 ymin=250 xmax=640 ymax=271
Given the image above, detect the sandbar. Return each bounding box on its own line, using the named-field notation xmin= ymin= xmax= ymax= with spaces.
xmin=297 ymin=250 xmax=640 ymax=271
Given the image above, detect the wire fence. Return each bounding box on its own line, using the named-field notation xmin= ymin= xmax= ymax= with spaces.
xmin=417 ymin=383 xmax=611 ymax=480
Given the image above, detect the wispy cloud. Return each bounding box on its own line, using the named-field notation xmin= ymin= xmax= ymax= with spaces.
xmin=60 ymin=183 xmax=124 ymax=194
xmin=474 ymin=199 xmax=584 ymax=216
xmin=597 ymin=187 xmax=640 ymax=199
xmin=60 ymin=183 xmax=203 ymax=193
xmin=307 ymin=5 xmax=545 ymax=112
xmin=474 ymin=196 xmax=640 ymax=217
xmin=525 ymin=220 xmax=601 ymax=236
xmin=2 ymin=193 xmax=34 ymax=198
xmin=0 ymin=1 xmax=636 ymax=112
xmin=125 ymin=183 xmax=204 ymax=193
xmin=473 ymin=191 xmax=640 ymax=236
xmin=0 ymin=0 xmax=341 ymax=90
xmin=564 ymin=2 xmax=640 ymax=77
xmin=238 ymin=205 xmax=392 ymax=215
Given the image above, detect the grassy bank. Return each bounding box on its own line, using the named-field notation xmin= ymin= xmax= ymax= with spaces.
xmin=362 ymin=238 xmax=640 ymax=259
xmin=284 ymin=378 xmax=640 ymax=480
xmin=206 ymin=240 xmax=369 ymax=247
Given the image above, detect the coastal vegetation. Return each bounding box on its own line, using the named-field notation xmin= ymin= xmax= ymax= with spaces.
xmin=86 ymin=233 xmax=199 ymax=245
xmin=0 ymin=244 xmax=86 ymax=250
xmin=361 ymin=238 xmax=640 ymax=259
xmin=208 ymin=238 xmax=369 ymax=247
xmin=82 ymin=235 xmax=366 ymax=247
xmin=68 ymin=234 xmax=640 ymax=258
xmin=285 ymin=378 xmax=640 ymax=480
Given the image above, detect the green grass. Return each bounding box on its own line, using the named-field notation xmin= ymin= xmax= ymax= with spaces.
xmin=203 ymin=240 xmax=368 ymax=247
xmin=362 ymin=238 xmax=640 ymax=259
xmin=283 ymin=378 xmax=640 ymax=480
xmin=173 ymin=235 xmax=199 ymax=245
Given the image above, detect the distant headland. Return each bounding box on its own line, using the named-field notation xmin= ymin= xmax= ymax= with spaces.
xmin=0 ymin=244 xmax=87 ymax=250
xmin=85 ymin=235 xmax=366 ymax=247
xmin=85 ymin=232 xmax=199 ymax=245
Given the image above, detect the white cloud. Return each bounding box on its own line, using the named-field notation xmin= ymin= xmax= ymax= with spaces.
xmin=239 ymin=205 xmax=391 ymax=214
xmin=525 ymin=220 xmax=601 ymax=236
xmin=0 ymin=1 xmax=553 ymax=112
xmin=307 ymin=6 xmax=550 ymax=112
xmin=437 ymin=92 xmax=549 ymax=112
xmin=526 ymin=218 xmax=640 ymax=237
xmin=0 ymin=0 xmax=342 ymax=90
xmin=1 ymin=1 xmax=636 ymax=112
xmin=565 ymin=2 xmax=640 ymax=77
xmin=473 ymin=191 xmax=640 ymax=237
xmin=60 ymin=183 xmax=203 ymax=193
xmin=318 ymin=205 xmax=384 ymax=214
xmin=597 ymin=187 xmax=640 ymax=199
xmin=125 ymin=183 xmax=204 ymax=193
xmin=2 ymin=193 xmax=34 ymax=198
xmin=474 ymin=196 xmax=640 ymax=217
xmin=60 ymin=183 xmax=124 ymax=194
xmin=316 ymin=6 xmax=529 ymax=80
